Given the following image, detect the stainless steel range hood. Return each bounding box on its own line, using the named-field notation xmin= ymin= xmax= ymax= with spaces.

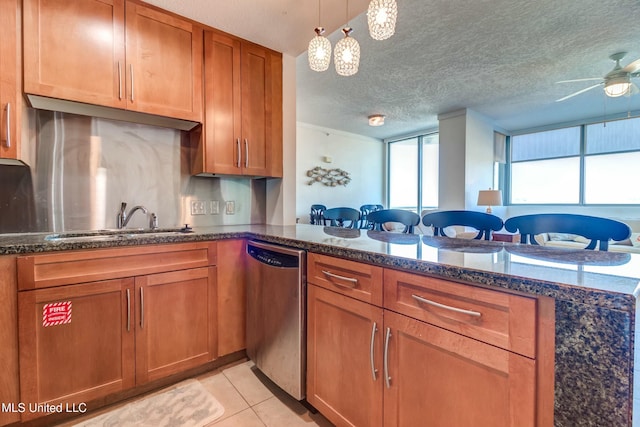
xmin=26 ymin=94 xmax=200 ymax=131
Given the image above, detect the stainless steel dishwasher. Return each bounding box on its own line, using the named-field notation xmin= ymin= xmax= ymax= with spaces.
xmin=246 ymin=240 xmax=307 ymax=400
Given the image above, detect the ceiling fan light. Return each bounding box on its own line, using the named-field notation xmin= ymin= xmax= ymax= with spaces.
xmin=334 ymin=28 xmax=360 ymax=77
xmin=604 ymin=76 xmax=631 ymax=97
xmin=367 ymin=0 xmax=398 ymax=40
xmin=308 ymin=27 xmax=332 ymax=72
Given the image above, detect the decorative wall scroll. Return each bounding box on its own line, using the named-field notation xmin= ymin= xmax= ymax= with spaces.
xmin=306 ymin=166 xmax=352 ymax=187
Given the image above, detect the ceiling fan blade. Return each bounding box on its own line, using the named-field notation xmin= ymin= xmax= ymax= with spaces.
xmin=555 ymin=83 xmax=602 ymax=102
xmin=622 ymin=58 xmax=640 ymax=73
xmin=556 ymin=78 xmax=602 ymax=84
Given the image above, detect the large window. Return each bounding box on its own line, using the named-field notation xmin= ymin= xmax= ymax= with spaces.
xmin=508 ymin=116 xmax=640 ymax=205
xmin=388 ymin=133 xmax=439 ymax=212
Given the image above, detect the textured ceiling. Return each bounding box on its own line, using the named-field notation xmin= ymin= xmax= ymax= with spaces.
xmin=144 ymin=0 xmax=640 ymax=140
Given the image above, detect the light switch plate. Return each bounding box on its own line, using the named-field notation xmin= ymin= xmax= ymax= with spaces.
xmin=191 ymin=200 xmax=206 ymax=215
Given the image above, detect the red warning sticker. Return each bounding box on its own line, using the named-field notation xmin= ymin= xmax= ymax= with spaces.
xmin=43 ymin=301 xmax=72 ymax=327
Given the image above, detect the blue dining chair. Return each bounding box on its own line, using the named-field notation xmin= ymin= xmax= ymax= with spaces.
xmin=421 ymin=210 xmax=504 ymax=240
xmin=310 ymin=204 xmax=327 ymax=225
xmin=366 ymin=209 xmax=420 ymax=234
xmin=323 ymin=207 xmax=361 ymax=229
xmin=504 ymin=213 xmax=631 ymax=251
xmin=358 ymin=204 xmax=384 ymax=229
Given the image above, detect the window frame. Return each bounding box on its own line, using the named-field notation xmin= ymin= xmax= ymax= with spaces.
xmin=506 ymin=116 xmax=640 ymax=207
xmin=386 ymin=131 xmax=439 ymax=212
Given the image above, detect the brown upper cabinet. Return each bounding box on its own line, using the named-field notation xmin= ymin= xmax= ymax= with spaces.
xmin=192 ymin=30 xmax=283 ymax=177
xmin=23 ymin=0 xmax=203 ymax=123
xmin=0 ymin=0 xmax=21 ymax=160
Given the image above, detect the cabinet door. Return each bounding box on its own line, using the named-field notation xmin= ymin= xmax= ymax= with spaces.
xmin=383 ymin=310 xmax=536 ymax=427
xmin=307 ymin=284 xmax=384 ymax=427
xmin=23 ymin=0 xmax=126 ymax=109
xmin=0 ymin=0 xmax=20 ymax=159
xmin=240 ymin=42 xmax=271 ymax=176
xmin=201 ymin=30 xmax=243 ymax=175
xmin=135 ymin=267 xmax=216 ymax=384
xmin=216 ymin=239 xmax=246 ymax=356
xmin=125 ymin=2 xmax=203 ymax=122
xmin=18 ymin=278 xmax=135 ymax=421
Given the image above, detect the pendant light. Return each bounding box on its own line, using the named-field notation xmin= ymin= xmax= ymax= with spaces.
xmin=334 ymin=0 xmax=360 ymax=77
xmin=307 ymin=0 xmax=331 ymax=72
xmin=367 ymin=0 xmax=398 ymax=40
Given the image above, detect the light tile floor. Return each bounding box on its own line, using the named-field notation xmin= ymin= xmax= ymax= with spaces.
xmin=57 ymin=359 xmax=334 ymax=427
xmin=200 ymin=360 xmax=333 ymax=427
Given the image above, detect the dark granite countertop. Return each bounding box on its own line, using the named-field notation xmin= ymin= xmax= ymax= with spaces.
xmin=1 ymin=224 xmax=638 ymax=426
xmin=2 ymin=224 xmax=638 ymax=310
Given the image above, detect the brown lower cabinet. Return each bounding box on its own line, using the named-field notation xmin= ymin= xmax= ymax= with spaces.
xmin=306 ymin=253 xmax=554 ymax=427
xmin=16 ymin=243 xmax=217 ymax=422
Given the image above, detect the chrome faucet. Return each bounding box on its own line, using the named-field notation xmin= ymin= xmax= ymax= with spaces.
xmin=117 ymin=202 xmax=148 ymax=229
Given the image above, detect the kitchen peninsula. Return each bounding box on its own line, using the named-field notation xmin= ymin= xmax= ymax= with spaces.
xmin=0 ymin=224 xmax=637 ymax=427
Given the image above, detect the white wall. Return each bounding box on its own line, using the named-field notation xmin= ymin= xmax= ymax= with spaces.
xmin=438 ymin=109 xmax=496 ymax=212
xmin=296 ymin=123 xmax=384 ymax=223
xmin=437 ymin=110 xmax=466 ymax=210
xmin=464 ymin=110 xmax=495 ymax=209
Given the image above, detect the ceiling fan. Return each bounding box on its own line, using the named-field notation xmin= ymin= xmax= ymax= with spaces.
xmin=556 ymin=52 xmax=640 ymax=102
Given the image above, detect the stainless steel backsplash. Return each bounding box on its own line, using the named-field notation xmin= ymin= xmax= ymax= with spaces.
xmin=0 ymin=110 xmax=265 ymax=233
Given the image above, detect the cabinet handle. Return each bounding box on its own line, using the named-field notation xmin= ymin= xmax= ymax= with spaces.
xmin=118 ymin=61 xmax=122 ymax=100
xmin=321 ymin=270 xmax=358 ymax=288
xmin=130 ymin=64 xmax=134 ymax=102
xmin=244 ymin=139 xmax=249 ymax=168
xmin=370 ymin=321 xmax=378 ymax=381
xmin=411 ymin=294 xmax=482 ymax=318
xmin=236 ymin=138 xmax=241 ymax=168
xmin=126 ymin=288 xmax=131 ymax=332
xmin=139 ymin=287 xmax=144 ymax=328
xmin=384 ymin=327 xmax=392 ymax=389
xmin=4 ymin=103 xmax=10 ymax=148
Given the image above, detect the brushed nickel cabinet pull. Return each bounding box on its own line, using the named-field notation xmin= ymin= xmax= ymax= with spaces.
xmin=139 ymin=287 xmax=144 ymax=328
xmin=4 ymin=103 xmax=10 ymax=148
xmin=118 ymin=61 xmax=122 ymax=100
xmin=126 ymin=288 xmax=131 ymax=332
xmin=370 ymin=321 xmax=378 ymax=381
xmin=130 ymin=64 xmax=134 ymax=102
xmin=384 ymin=327 xmax=392 ymax=388
xmin=244 ymin=139 xmax=249 ymax=168
xmin=236 ymin=138 xmax=241 ymax=168
xmin=321 ymin=270 xmax=358 ymax=288
xmin=411 ymin=294 xmax=482 ymax=318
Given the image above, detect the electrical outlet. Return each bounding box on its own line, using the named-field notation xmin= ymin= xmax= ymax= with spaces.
xmin=225 ymin=201 xmax=235 ymax=215
xmin=210 ymin=201 xmax=220 ymax=215
xmin=191 ymin=200 xmax=206 ymax=215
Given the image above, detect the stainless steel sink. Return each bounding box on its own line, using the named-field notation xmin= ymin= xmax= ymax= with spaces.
xmin=44 ymin=228 xmax=193 ymax=242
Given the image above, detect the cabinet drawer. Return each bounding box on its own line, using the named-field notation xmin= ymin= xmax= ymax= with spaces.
xmin=307 ymin=253 xmax=383 ymax=306
xmin=17 ymin=242 xmax=217 ymax=290
xmin=384 ymin=269 xmax=536 ymax=358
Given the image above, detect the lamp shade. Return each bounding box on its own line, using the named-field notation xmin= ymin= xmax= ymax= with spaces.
xmin=367 ymin=0 xmax=398 ymax=40
xmin=334 ymin=27 xmax=360 ymax=76
xmin=477 ymin=190 xmax=502 ymax=214
xmin=308 ymin=27 xmax=332 ymax=72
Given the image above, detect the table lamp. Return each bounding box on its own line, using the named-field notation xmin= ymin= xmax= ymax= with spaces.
xmin=477 ymin=189 xmax=502 ymax=214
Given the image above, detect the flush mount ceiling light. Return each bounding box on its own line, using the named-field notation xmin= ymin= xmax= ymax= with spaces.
xmin=368 ymin=114 xmax=385 ymax=126
xmin=307 ymin=0 xmax=331 ymax=72
xmin=334 ymin=0 xmax=360 ymax=77
xmin=367 ymin=0 xmax=398 ymax=40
